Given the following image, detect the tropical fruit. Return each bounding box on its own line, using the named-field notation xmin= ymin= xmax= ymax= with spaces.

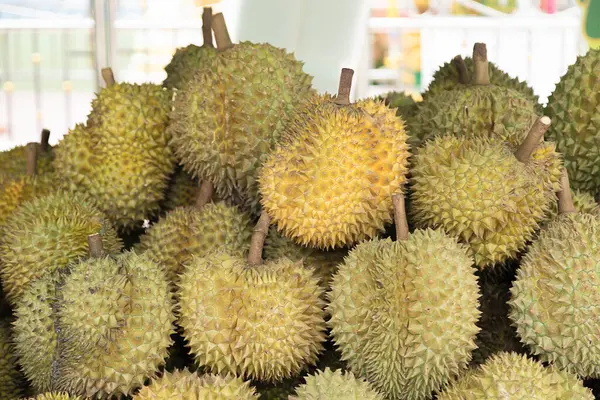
xmin=161 ymin=166 xmax=200 ymax=212
xmin=23 ymin=394 xmax=84 ymax=400
xmin=0 ymin=319 xmax=26 ymax=399
xmin=289 ymin=368 xmax=384 ymax=400
xmin=377 ymin=91 xmax=419 ymax=119
xmin=0 ymin=129 xmax=53 ymax=181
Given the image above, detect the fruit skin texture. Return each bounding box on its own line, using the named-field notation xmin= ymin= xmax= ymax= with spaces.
xmin=137 ymin=202 xmax=253 ymax=284
xmin=289 ymin=368 xmax=384 ymax=400
xmin=0 ymin=320 xmax=26 ymax=399
xmin=161 ymin=167 xmax=200 ymax=212
xmin=545 ymin=49 xmax=600 ymax=193
xmin=0 ymin=192 xmax=122 ymax=305
xmin=259 ymin=95 xmax=410 ymax=249
xmin=546 ymin=189 xmax=599 ymax=220
xmin=327 ymin=231 xmax=481 ymax=400
xmin=437 ymin=352 xmax=593 ymax=399
xmin=509 ymin=212 xmax=600 ymax=378
xmin=163 ymin=44 xmax=217 ymax=90
xmin=23 ymin=393 xmax=84 ymax=400
xmin=54 ymin=82 xmax=176 ymax=231
xmin=0 ymin=144 xmax=54 ymax=182
xmin=133 ymin=370 xmax=258 ymax=399
xmin=410 ymin=135 xmax=555 ymax=268
xmin=0 ymin=173 xmax=56 ymax=226
xmin=168 ymin=42 xmax=314 ymax=216
xmin=178 ymin=252 xmax=327 ymax=381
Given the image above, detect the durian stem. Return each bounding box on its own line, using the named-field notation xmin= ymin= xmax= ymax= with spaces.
xmin=248 ymin=212 xmax=270 ymax=266
xmin=452 ymin=56 xmax=470 ymax=84
xmin=334 ymin=68 xmax=354 ymax=106
xmin=472 ymin=43 xmax=490 ymax=85
xmin=101 ymin=68 xmax=116 ymax=86
xmin=88 ymin=233 xmax=104 ymax=258
xmin=514 ymin=116 xmax=551 ymax=163
xmin=195 ymin=181 xmax=214 ymax=209
xmin=212 ymin=13 xmax=233 ymax=50
xmin=26 ymin=142 xmax=38 ymax=177
xmin=40 ymin=129 xmax=50 ymax=153
xmin=202 ymin=7 xmax=214 ymax=48
xmin=392 ymin=193 xmax=409 ymax=241
xmin=557 ymin=169 xmax=577 ymax=214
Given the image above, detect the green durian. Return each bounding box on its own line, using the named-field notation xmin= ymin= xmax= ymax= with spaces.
xmin=289 ymin=368 xmax=384 ymax=400
xmin=22 ymin=393 xmax=84 ymax=400
xmin=161 ymin=166 xmax=200 ymax=212
xmin=377 ymin=91 xmax=419 ymax=119
xmin=545 ymin=48 xmax=600 ymax=193
xmin=168 ymin=13 xmax=314 ymax=216
xmin=0 ymin=320 xmax=26 ymax=399
xmin=0 ymin=130 xmax=53 ymax=181
xmin=437 ymin=352 xmax=593 ymax=399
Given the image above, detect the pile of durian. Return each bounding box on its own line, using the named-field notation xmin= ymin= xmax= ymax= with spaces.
xmin=0 ymin=8 xmax=599 ymax=400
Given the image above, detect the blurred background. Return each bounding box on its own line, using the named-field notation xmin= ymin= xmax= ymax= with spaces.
xmin=0 ymin=0 xmax=595 ymax=150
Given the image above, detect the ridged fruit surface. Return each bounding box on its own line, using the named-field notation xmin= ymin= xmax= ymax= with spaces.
xmin=289 ymin=368 xmax=384 ymax=400
xmin=509 ymin=212 xmax=600 ymax=378
xmin=168 ymin=42 xmax=314 ymax=215
xmin=259 ymin=95 xmax=410 ymax=249
xmin=0 ymin=144 xmax=54 ymax=181
xmin=327 ymin=231 xmax=480 ymax=400
xmin=437 ymin=352 xmax=593 ymax=399
xmin=546 ymin=189 xmax=599 ymax=220
xmin=0 ymin=320 xmax=26 ymax=399
xmin=178 ymin=252 xmax=327 ymax=381
xmin=23 ymin=393 xmax=84 ymax=400
xmin=163 ymin=44 xmax=216 ymax=90
xmin=0 ymin=173 xmax=56 ymax=226
xmin=161 ymin=167 xmax=200 ymax=212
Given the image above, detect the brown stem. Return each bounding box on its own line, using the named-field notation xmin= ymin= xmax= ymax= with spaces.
xmin=557 ymin=168 xmax=576 ymax=214
xmin=212 ymin=13 xmax=233 ymax=50
xmin=247 ymin=212 xmax=271 ymax=266
xmin=40 ymin=129 xmax=50 ymax=153
xmin=514 ymin=116 xmax=551 ymax=163
xmin=101 ymin=68 xmax=116 ymax=86
xmin=202 ymin=7 xmax=214 ymax=48
xmin=26 ymin=142 xmax=38 ymax=177
xmin=452 ymin=56 xmax=470 ymax=84
xmin=88 ymin=233 xmax=104 ymax=258
xmin=392 ymin=193 xmax=409 ymax=241
xmin=334 ymin=68 xmax=354 ymax=105
xmin=472 ymin=43 xmax=490 ymax=85
xmin=195 ymin=181 xmax=214 ymax=209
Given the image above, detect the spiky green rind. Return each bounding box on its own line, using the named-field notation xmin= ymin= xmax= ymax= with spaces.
xmin=410 ymin=135 xmax=555 ymax=268
xmin=161 ymin=167 xmax=200 ymax=212
xmin=163 ymin=44 xmax=217 ymax=90
xmin=545 ymin=49 xmax=600 ymax=193
xmin=137 ymin=202 xmax=253 ymax=284
xmin=55 ymin=82 xmax=176 ymax=231
xmin=133 ymin=370 xmax=258 ymax=399
xmin=0 ymin=173 xmax=57 ymax=226
xmin=168 ymin=42 xmax=314 ymax=216
xmin=289 ymin=368 xmax=384 ymax=400
xmin=0 ymin=192 xmax=122 ymax=305
xmin=0 ymin=320 xmax=26 ymax=399
xmin=23 ymin=393 xmax=84 ymax=400
xmin=178 ymin=252 xmax=327 ymax=381
xmin=509 ymin=212 xmax=600 ymax=378
xmin=327 ymin=231 xmax=481 ymax=400
xmin=545 ymin=189 xmax=599 ymax=222
xmin=0 ymin=144 xmax=54 ymax=182
xmin=437 ymin=352 xmax=594 ymax=399
xmin=377 ymin=91 xmax=419 ymax=118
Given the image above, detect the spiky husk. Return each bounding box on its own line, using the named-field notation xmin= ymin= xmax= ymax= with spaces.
xmin=161 ymin=167 xmax=200 ymax=212
xmin=327 ymin=231 xmax=481 ymax=400
xmin=545 ymin=189 xmax=599 ymax=222
xmin=289 ymin=368 xmax=384 ymax=400
xmin=0 ymin=173 xmax=56 ymax=226
xmin=23 ymin=393 xmax=84 ymax=400
xmin=0 ymin=192 xmax=122 ymax=305
xmin=259 ymin=95 xmax=410 ymax=249
xmin=545 ymin=49 xmax=600 ymax=193
xmin=163 ymin=44 xmax=217 ymax=90
xmin=133 ymin=370 xmax=258 ymax=399
xmin=0 ymin=320 xmax=26 ymax=399
xmin=178 ymin=252 xmax=327 ymax=381
xmin=437 ymin=352 xmax=593 ymax=399
xmin=0 ymin=144 xmax=54 ymax=182
xmin=54 ymin=82 xmax=176 ymax=231
xmin=509 ymin=212 xmax=600 ymax=378
xmin=377 ymin=91 xmax=419 ymax=118
xmin=168 ymin=42 xmax=314 ymax=216
xmin=410 ymin=135 xmax=556 ymax=268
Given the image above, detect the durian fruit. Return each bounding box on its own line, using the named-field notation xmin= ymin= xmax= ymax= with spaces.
xmin=54 ymin=68 xmax=176 ymax=231
xmin=23 ymin=393 xmax=84 ymax=400
xmin=168 ymin=13 xmax=314 ymax=215
xmin=0 ymin=129 xmax=53 ymax=181
xmin=161 ymin=166 xmax=201 ymax=212
xmin=163 ymin=7 xmax=217 ymax=90
xmin=133 ymin=369 xmax=258 ymax=399
xmin=289 ymin=368 xmax=384 ymax=400
xmin=259 ymin=68 xmax=410 ymax=249
xmin=410 ymin=118 xmax=558 ymax=268
xmin=178 ymin=213 xmax=327 ymax=382
xmin=509 ymin=171 xmax=600 ymax=378
xmin=0 ymin=320 xmax=26 ymax=399
xmin=437 ymin=352 xmax=594 ymax=399
xmin=327 ymin=193 xmax=481 ymax=400
xmin=545 ymin=188 xmax=599 ymax=220
xmin=376 ymin=91 xmax=419 ymax=119
xmin=0 ymin=192 xmax=122 ymax=305
xmin=545 ymin=48 xmax=600 ymax=193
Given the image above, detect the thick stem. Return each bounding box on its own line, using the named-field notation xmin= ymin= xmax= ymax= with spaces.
xmin=514 ymin=116 xmax=551 ymax=163
xmin=40 ymin=129 xmax=50 ymax=153
xmin=472 ymin=43 xmax=490 ymax=85
xmin=334 ymin=68 xmax=354 ymax=105
xmin=557 ymin=168 xmax=576 ymax=214
xmin=88 ymin=233 xmax=104 ymax=258
xmin=195 ymin=181 xmax=214 ymax=209
xmin=202 ymin=7 xmax=214 ymax=48
xmin=101 ymin=68 xmax=116 ymax=86
xmin=452 ymin=56 xmax=470 ymax=84
xmin=26 ymin=142 xmax=38 ymax=177
xmin=392 ymin=193 xmax=409 ymax=241
xmin=212 ymin=13 xmax=233 ymax=50
xmin=247 ymin=212 xmax=270 ymax=266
